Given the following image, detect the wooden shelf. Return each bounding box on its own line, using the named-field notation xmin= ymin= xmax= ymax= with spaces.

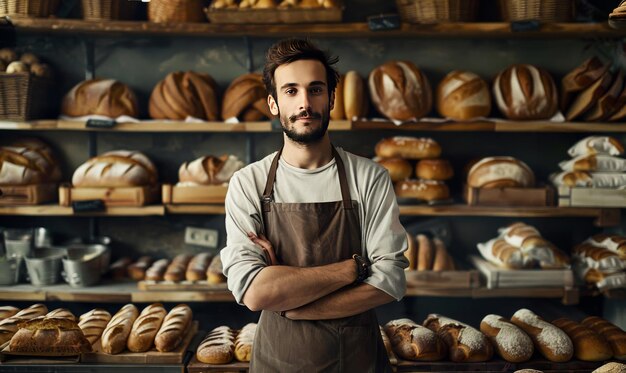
xmin=405 ymin=286 xmax=579 ymax=305
xmin=7 ymin=18 xmax=624 ymax=39
xmin=165 ymin=204 xmax=226 ymax=215
xmin=355 ymin=120 xmax=626 ymax=133
xmin=0 ymin=205 xmax=165 ymax=216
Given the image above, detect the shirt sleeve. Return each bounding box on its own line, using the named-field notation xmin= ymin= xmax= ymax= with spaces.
xmin=220 ymin=172 xmax=269 ymax=305
xmin=361 ymin=171 xmax=409 ymax=301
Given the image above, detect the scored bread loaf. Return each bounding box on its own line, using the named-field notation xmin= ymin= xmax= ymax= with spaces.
xmin=62 ymin=79 xmax=139 ymax=118
xmin=127 ymin=303 xmax=167 ymax=353
xmin=369 ymin=61 xmax=432 ymax=121
xmin=0 ymin=306 xmax=19 ymax=320
xmin=582 ymin=316 xmax=626 ymax=360
xmin=380 ymin=325 xmax=397 ymax=362
xmin=0 ymin=304 xmax=48 ymax=345
xmin=145 ymin=259 xmax=170 ymax=281
xmin=0 ymin=147 xmax=53 ymax=185
xmin=9 ymin=317 xmax=91 ymax=354
xmin=149 ymin=71 xmax=220 ymax=121
xmin=101 ymin=304 xmax=139 ymax=354
xmin=394 ymin=180 xmax=450 ymax=202
xmin=510 ymin=309 xmax=573 ymax=362
xmin=467 ymin=157 xmax=535 ymax=189
xmin=375 ymin=137 xmax=441 ymax=160
xmin=493 ymin=64 xmax=558 ymax=120
xmin=72 ymin=150 xmax=158 ymax=187
xmin=235 ymin=323 xmax=256 ymax=362
xmin=178 ymin=155 xmax=244 ymax=186
xmin=207 ymin=255 xmax=226 ymax=284
xmin=127 ymin=256 xmax=153 ymax=281
xmin=552 ymin=318 xmax=613 ymax=361
xmin=186 ymin=253 xmax=213 ymax=281
xmin=46 ymin=308 xmax=76 ymax=321
xmin=221 ymin=73 xmax=271 ymax=121
xmin=436 ymin=70 xmax=491 ymax=120
xmin=164 ymin=254 xmax=194 ymax=282
xmin=155 ymin=304 xmax=193 ymax=352
xmin=375 ymin=157 xmax=412 ymax=183
xmin=480 ymin=314 xmax=533 ymax=363
xmin=423 ymin=314 xmax=493 ymax=362
xmin=196 ymin=326 xmax=236 ymax=364
xmin=78 ymin=309 xmax=112 ymax=345
xmin=561 ymin=57 xmax=609 ymax=111
xmin=383 ymin=318 xmax=446 ymax=361
xmin=417 ymin=234 xmax=434 ymax=271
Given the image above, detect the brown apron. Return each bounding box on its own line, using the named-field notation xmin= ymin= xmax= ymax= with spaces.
xmin=250 ymin=146 xmax=392 ymax=373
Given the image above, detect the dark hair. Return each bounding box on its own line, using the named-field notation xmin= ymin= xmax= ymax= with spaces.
xmin=262 ymin=38 xmax=340 ymax=100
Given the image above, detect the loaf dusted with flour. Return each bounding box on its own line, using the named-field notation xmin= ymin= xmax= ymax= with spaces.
xmin=384 ymin=318 xmax=446 ymax=361
xmin=149 ymin=71 xmax=219 ymax=121
xmin=480 ymin=314 xmax=533 ymax=362
xmin=62 ymin=79 xmax=139 ymax=118
xmin=178 ymin=155 xmax=244 ymax=186
xmin=235 ymin=323 xmax=256 ymax=362
xmin=78 ymin=309 xmax=111 ymax=345
xmin=423 ymin=314 xmax=493 ymax=362
xmin=552 ymin=318 xmax=613 ymax=361
xmin=196 ymin=326 xmax=236 ymax=364
xmin=101 ymin=304 xmax=139 ymax=354
xmin=127 ymin=303 xmax=167 ymax=352
xmin=510 ymin=308 xmax=573 ymax=362
xmin=72 ymin=150 xmax=158 ymax=187
xmin=467 ymin=156 xmax=535 ymax=189
xmin=437 ymin=70 xmax=491 ymax=120
xmin=155 ymin=304 xmax=192 ymax=352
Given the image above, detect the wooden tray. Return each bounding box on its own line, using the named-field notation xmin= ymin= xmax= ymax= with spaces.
xmin=187 ymin=354 xmax=249 ymax=373
xmin=0 ymin=344 xmax=81 ymax=363
xmin=80 ymin=321 xmax=198 ymax=364
xmin=204 ymin=5 xmax=342 ymax=24
xmin=395 ymin=358 xmax=508 ymax=372
xmin=470 ymin=256 xmax=574 ymax=289
xmin=0 ymin=183 xmax=57 ymax=205
xmin=162 ymin=184 xmax=228 ymax=204
xmin=558 ymin=186 xmax=626 ymax=208
xmin=405 ymin=270 xmax=480 ymax=289
xmin=59 ymin=184 xmax=160 ymax=207
xmin=137 ymin=281 xmax=228 ymax=291
xmin=464 ymin=184 xmax=555 ymax=207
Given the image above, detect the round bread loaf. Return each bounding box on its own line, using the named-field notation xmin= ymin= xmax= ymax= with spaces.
xmin=62 ymin=79 xmax=139 ymax=118
xmin=150 ymin=71 xmax=219 ymax=121
xmin=222 ymin=73 xmax=271 ymax=121
xmin=437 ymin=70 xmax=491 ymax=120
xmin=375 ymin=137 xmax=441 ymax=160
xmin=369 ymin=60 xmax=432 ymax=121
xmin=416 ymin=159 xmax=454 ymax=181
xmin=72 ymin=150 xmax=157 ymax=187
xmin=0 ymin=138 xmax=61 ymax=185
xmin=376 ymin=157 xmax=412 ymax=182
xmin=178 ymin=155 xmax=244 ymax=185
xmin=467 ymin=156 xmax=535 ymax=188
xmin=395 ymin=179 xmax=450 ymax=202
xmin=493 ymin=64 xmax=558 ymax=120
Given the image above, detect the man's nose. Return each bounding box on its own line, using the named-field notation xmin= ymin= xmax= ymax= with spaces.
xmin=298 ymin=91 xmax=311 ymax=111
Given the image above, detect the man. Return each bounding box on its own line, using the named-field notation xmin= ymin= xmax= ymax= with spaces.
xmin=221 ymin=38 xmax=408 ymax=372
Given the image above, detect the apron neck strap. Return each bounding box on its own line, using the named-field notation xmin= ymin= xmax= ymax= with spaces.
xmin=262 ymin=145 xmax=353 ymax=210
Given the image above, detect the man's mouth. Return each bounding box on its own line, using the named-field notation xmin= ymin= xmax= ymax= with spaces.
xmin=290 ymin=110 xmax=322 ymax=123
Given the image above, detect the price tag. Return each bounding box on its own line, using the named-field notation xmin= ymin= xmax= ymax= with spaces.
xmin=72 ymin=200 xmax=105 ymax=213
xmin=367 ymin=14 xmax=401 ymax=31
xmin=510 ymin=20 xmax=541 ymax=32
xmin=86 ymin=118 xmax=116 ymax=129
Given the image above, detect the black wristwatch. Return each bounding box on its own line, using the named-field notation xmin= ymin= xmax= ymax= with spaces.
xmin=352 ymin=254 xmax=370 ymax=284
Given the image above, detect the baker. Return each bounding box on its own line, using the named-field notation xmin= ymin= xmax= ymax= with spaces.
xmin=221 ymin=38 xmax=408 ymax=372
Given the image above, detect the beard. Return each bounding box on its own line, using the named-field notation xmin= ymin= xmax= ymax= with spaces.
xmin=279 ymin=107 xmax=330 ymax=145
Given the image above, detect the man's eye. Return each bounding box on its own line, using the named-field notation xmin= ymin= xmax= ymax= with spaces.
xmin=285 ymin=89 xmax=296 ymax=95
xmin=310 ymin=87 xmax=323 ymax=94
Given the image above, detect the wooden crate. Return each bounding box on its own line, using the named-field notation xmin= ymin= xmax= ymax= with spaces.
xmin=58 ymin=184 xmax=160 ymax=207
xmin=0 ymin=183 xmax=57 ymax=205
xmin=558 ymin=186 xmax=626 ymax=208
xmin=162 ymin=184 xmax=227 ymax=204
xmin=464 ymin=184 xmax=555 ymax=207
xmin=405 ymin=269 xmax=479 ymax=289
xmin=470 ymin=256 xmax=574 ymax=289
xmin=137 ymin=281 xmax=228 ymax=291
xmin=204 ymin=4 xmax=342 ymax=24
xmin=80 ymin=321 xmax=197 ymax=364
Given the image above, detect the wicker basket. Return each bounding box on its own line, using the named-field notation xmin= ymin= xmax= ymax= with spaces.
xmin=0 ymin=73 xmax=55 ymax=121
xmin=81 ymin=0 xmax=135 ymax=21
xmin=499 ymin=0 xmax=575 ymax=22
xmin=148 ymin=0 xmax=207 ymax=23
xmin=0 ymin=0 xmax=59 ymax=18
xmin=395 ymin=0 xmax=478 ymax=23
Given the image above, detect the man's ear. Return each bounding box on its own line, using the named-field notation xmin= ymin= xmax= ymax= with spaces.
xmin=268 ymin=94 xmax=279 ymax=116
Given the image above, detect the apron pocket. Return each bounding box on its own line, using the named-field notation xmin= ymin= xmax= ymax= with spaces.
xmin=339 ymin=325 xmax=377 ymax=373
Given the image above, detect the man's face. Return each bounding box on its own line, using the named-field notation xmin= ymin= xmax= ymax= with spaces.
xmin=268 ymin=59 xmax=334 ymax=145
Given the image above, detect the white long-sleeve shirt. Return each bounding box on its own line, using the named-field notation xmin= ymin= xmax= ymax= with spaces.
xmin=220 ymin=147 xmax=409 ymax=305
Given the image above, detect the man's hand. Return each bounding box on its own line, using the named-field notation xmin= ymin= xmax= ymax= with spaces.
xmin=248 ymin=232 xmax=279 ymax=266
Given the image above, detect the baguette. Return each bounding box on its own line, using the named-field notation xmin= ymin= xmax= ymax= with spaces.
xmin=164 ymin=254 xmax=193 ymax=282
xmin=510 ymin=309 xmax=573 ymax=362
xmin=235 ymin=323 xmax=256 ymax=362
xmin=0 ymin=306 xmax=19 ymax=320
xmin=384 ymin=318 xmax=446 ymax=361
xmin=78 ymin=309 xmax=112 ymax=345
xmin=185 ymin=253 xmax=213 ymax=281
xmin=207 ymin=255 xmax=226 ymax=284
xmin=46 ymin=308 xmax=76 ymax=322
xmin=127 ymin=256 xmax=153 ymax=281
xmin=480 ymin=314 xmax=534 ymax=362
xmin=101 ymin=304 xmax=139 ymax=354
xmin=582 ymin=316 xmax=626 ymax=360
xmin=552 ymin=318 xmax=613 ymax=361
xmin=196 ymin=326 xmax=236 ymax=364
xmin=0 ymin=304 xmax=48 ymax=345
xmin=127 ymin=303 xmax=167 ymax=352
xmin=145 ymin=259 xmax=170 ymax=281
xmin=155 ymin=304 xmax=192 ymax=352
xmin=109 ymin=257 xmax=133 ymax=280
xmin=423 ymin=314 xmax=493 ymax=362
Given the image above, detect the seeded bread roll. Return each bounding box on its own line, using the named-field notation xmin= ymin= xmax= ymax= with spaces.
xmin=423 ymin=314 xmax=493 ymax=362
xmin=384 ymin=318 xmax=446 ymax=361
xmin=155 ymin=304 xmax=193 ymax=352
xmin=480 ymin=314 xmax=534 ymax=362
xmin=101 ymin=304 xmax=139 ymax=354
xmin=78 ymin=309 xmax=112 ymax=345
xmin=196 ymin=326 xmax=236 ymax=364
xmin=127 ymin=303 xmax=167 ymax=353
xmin=510 ymin=308 xmax=573 ymax=362
xmin=552 ymin=318 xmax=613 ymax=361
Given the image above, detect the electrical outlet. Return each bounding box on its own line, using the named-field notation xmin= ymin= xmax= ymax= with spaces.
xmin=185 ymin=227 xmax=219 ymax=248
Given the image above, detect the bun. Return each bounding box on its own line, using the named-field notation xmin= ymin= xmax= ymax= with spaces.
xmin=416 ymin=159 xmax=453 ymax=181
xmin=437 ymin=70 xmax=491 ymax=120
xmin=493 ymin=64 xmax=558 ymax=120
xmin=375 ymin=137 xmax=441 ymax=160
xmin=178 ymin=155 xmax=244 ymax=186
xmin=376 ymin=157 xmax=412 ymax=182
xmin=369 ymin=61 xmax=432 ymax=121
xmin=467 ymin=156 xmax=535 ymax=188
xmin=552 ymin=318 xmax=613 ymax=361
xmin=150 ymin=71 xmax=219 ymax=121
xmin=480 ymin=314 xmax=533 ymax=362
xmin=383 ymin=318 xmax=446 ymax=361
xmin=221 ymin=73 xmax=271 ymax=121
xmin=395 ymin=179 xmax=450 ymax=201
xmin=72 ymin=150 xmax=157 ymax=187
xmin=510 ymin=308 xmax=573 ymax=362
xmin=423 ymin=314 xmax=493 ymax=362
xmin=62 ymin=79 xmax=138 ymax=118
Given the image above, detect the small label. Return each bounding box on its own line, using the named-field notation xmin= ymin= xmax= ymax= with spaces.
xmin=367 ymin=14 xmax=401 ymax=31
xmin=86 ymin=118 xmax=116 ymax=129
xmin=185 ymin=227 xmax=219 ymax=248
xmin=510 ymin=20 xmax=541 ymax=32
xmin=72 ymin=200 xmax=105 ymax=213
